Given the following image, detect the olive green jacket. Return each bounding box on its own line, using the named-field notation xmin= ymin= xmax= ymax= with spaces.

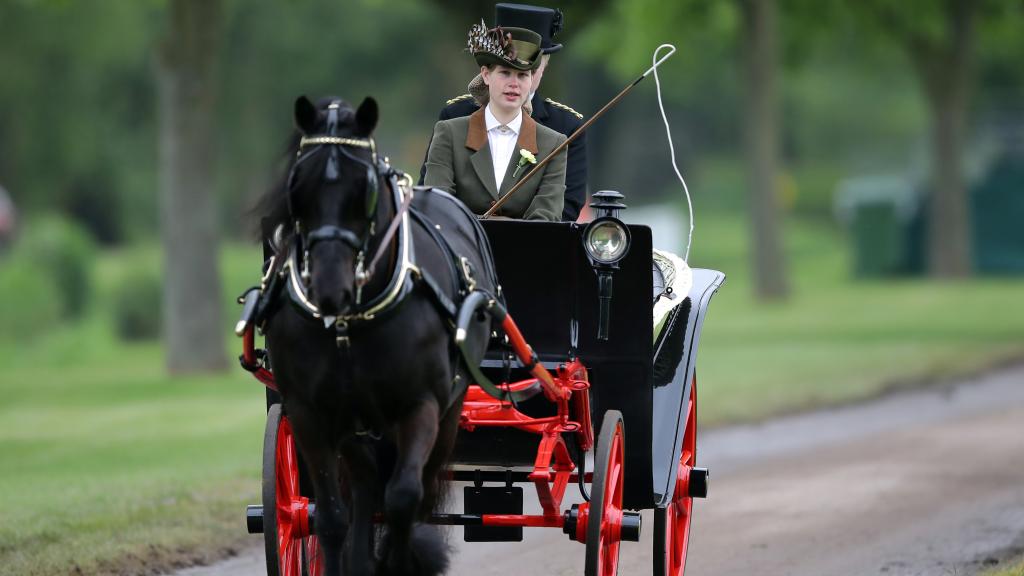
xmin=423 ymin=108 xmax=566 ymax=221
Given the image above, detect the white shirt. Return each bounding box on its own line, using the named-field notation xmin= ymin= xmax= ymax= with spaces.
xmin=484 ymin=105 xmax=522 ymax=191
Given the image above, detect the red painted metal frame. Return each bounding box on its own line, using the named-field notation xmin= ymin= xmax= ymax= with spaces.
xmin=499 ymin=315 xmax=560 ymax=400
xmin=242 ymin=326 xmax=277 ymax=391
xmin=244 ymin=313 xmax=598 ymax=536
xmin=460 ymin=316 xmax=595 ymax=527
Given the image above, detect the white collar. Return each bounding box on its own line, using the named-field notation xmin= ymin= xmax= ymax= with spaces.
xmin=485 ymin=105 xmax=522 ymax=135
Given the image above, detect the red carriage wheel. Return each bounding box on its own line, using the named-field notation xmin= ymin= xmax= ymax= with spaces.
xmin=263 ymin=404 xmax=320 ymax=576
xmin=302 ymin=533 xmax=322 ymax=576
xmin=585 ymin=410 xmax=626 ymax=576
xmin=653 ymin=375 xmax=698 ymax=576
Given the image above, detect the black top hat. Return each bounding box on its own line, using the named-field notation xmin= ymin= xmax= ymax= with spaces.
xmin=495 ymin=3 xmax=564 ymax=54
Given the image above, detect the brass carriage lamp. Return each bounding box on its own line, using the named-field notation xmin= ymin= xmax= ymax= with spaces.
xmin=583 ymin=190 xmax=631 ymax=340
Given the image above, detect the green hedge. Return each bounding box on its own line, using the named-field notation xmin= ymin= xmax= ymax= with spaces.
xmin=111 ymin=267 xmax=162 ymax=342
xmin=15 ymin=215 xmax=97 ymax=319
xmin=0 ymin=255 xmax=61 ymax=341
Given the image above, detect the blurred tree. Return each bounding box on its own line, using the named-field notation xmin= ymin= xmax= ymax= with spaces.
xmin=579 ymin=0 xmax=789 ymax=299
xmin=216 ymin=0 xmax=452 ymax=230
xmin=157 ymin=0 xmax=227 ymax=373
xmin=0 ymin=1 xmax=158 ymax=244
xmin=0 ymin=0 xmax=456 ymax=244
xmin=739 ymin=0 xmax=788 ymax=299
xmin=973 ymin=5 xmax=1024 ymax=116
xmin=853 ymin=0 xmax=980 ymax=278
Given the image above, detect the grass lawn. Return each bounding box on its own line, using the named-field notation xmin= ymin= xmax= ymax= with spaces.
xmin=1 ymin=217 xmax=1022 ymax=574
xmin=983 ymin=557 xmax=1024 ymax=576
xmin=688 ymin=212 xmax=1024 ymax=424
xmin=0 ymin=245 xmax=267 ymax=575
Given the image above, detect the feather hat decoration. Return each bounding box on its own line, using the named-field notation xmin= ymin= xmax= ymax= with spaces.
xmin=467 ymin=19 xmax=516 ymax=61
xmin=466 ymin=20 xmax=543 ymax=71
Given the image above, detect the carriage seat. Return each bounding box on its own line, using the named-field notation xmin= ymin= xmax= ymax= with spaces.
xmin=653 ymin=249 xmax=693 ymax=343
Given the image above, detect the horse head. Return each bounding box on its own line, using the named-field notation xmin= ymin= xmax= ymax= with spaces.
xmin=288 ymin=95 xmax=381 ymax=316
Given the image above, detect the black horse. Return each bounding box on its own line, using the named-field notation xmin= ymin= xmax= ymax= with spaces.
xmin=257 ymin=96 xmax=499 ymax=576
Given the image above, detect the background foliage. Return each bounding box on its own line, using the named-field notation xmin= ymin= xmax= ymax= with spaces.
xmin=1 ymin=0 xmax=1021 ymax=237
xmin=1 ymin=0 xmax=1023 ymax=573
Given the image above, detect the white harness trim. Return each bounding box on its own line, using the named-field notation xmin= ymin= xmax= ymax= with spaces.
xmin=283 ymin=181 xmax=418 ymax=324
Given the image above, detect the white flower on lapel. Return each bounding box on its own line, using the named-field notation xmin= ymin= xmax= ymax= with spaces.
xmin=512 ymin=148 xmax=537 ymax=179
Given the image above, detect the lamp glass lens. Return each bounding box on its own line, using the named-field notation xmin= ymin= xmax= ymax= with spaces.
xmin=587 ymin=221 xmax=627 ymax=262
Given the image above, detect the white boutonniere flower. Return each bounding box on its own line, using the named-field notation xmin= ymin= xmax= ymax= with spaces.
xmin=512 ymin=148 xmax=537 ymax=179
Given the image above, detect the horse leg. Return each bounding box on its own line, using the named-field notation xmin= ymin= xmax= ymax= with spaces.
xmin=289 ymin=413 xmax=348 ymax=576
xmin=420 ymin=395 xmax=464 ymax=516
xmin=379 ymin=397 xmax=441 ymax=576
xmin=339 ymin=440 xmax=378 ymax=576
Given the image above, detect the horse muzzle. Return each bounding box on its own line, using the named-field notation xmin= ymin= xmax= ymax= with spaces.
xmin=309 ymin=266 xmax=355 ymax=317
xmin=304 ymin=227 xmax=361 ymax=317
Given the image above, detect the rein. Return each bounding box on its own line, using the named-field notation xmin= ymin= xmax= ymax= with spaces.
xmin=359 ymin=175 xmax=414 ymax=290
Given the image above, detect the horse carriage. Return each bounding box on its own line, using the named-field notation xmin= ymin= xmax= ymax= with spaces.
xmin=236 ymin=97 xmax=724 ymax=576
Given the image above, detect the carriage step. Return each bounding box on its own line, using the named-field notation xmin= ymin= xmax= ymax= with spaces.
xmin=690 ymin=468 xmax=709 ymax=498
xmin=463 ymin=486 xmax=524 ymax=542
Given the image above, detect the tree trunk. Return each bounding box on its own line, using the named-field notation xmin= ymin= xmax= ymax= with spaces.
xmin=918 ymin=0 xmax=975 ymax=278
xmin=156 ymin=0 xmax=227 ymax=373
xmin=740 ymin=0 xmax=789 ymax=299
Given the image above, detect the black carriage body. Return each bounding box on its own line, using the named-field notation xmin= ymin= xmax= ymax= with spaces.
xmin=453 ymin=220 xmax=724 ymax=510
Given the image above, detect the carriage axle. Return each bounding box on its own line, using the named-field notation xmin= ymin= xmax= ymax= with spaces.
xmin=245 ymin=504 xmax=641 ymax=543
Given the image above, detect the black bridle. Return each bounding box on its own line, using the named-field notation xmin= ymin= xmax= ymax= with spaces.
xmin=285 ymin=100 xmax=390 ymax=301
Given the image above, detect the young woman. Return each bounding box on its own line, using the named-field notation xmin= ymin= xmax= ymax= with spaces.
xmin=423 ymin=24 xmax=566 ymax=221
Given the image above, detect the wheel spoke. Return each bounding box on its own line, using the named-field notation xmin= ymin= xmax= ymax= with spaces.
xmin=680 ymin=449 xmax=693 ymax=467
xmin=305 ymin=536 xmax=322 ymax=576
xmin=280 ymin=536 xmax=301 ymax=576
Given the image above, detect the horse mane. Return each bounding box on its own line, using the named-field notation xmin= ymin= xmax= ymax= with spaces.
xmin=251 ymin=130 xmax=301 ymax=241
xmin=251 ymin=97 xmax=356 ymax=241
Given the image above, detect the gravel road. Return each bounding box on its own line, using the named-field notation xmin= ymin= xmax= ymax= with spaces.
xmin=175 ymin=365 xmax=1024 ymax=576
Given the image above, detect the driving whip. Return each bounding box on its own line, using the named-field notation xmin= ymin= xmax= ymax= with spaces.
xmin=481 ymin=45 xmax=678 ymax=219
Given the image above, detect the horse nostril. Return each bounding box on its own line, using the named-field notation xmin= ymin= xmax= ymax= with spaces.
xmin=339 ymin=290 xmax=353 ymax=309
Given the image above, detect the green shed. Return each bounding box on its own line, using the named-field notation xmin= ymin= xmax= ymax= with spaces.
xmin=971 ymin=149 xmax=1024 ymax=273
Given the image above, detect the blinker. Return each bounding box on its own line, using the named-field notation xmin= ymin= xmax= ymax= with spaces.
xmin=365 ymin=164 xmax=379 ymax=218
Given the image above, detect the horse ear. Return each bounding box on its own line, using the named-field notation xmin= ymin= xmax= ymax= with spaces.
xmin=294 ymin=96 xmax=318 ymax=134
xmin=355 ymin=97 xmax=378 ymax=137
